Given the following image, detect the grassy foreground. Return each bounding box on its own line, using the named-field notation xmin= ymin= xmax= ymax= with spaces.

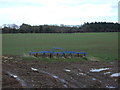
xmin=2 ymin=32 xmax=118 ymax=61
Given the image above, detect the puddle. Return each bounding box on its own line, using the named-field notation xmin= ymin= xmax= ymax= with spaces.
xmin=64 ymin=69 xmax=71 ymax=72
xmin=90 ymin=68 xmax=110 ymax=72
xmin=52 ymin=75 xmax=58 ymax=79
xmin=13 ymin=75 xmax=18 ymax=78
xmin=104 ymin=72 xmax=111 ymax=75
xmin=31 ymin=67 xmax=69 ymax=88
xmin=63 ymin=85 xmax=68 ymax=88
xmin=110 ymin=73 xmax=120 ymax=78
xmin=106 ymin=85 xmax=116 ymax=88
xmin=31 ymin=67 xmax=38 ymax=72
xmin=92 ymin=78 xmax=97 ymax=80
xmin=6 ymin=71 xmax=30 ymax=88
xmin=77 ymin=73 xmax=86 ymax=76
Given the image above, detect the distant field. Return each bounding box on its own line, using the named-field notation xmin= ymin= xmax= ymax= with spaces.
xmin=2 ymin=32 xmax=118 ymax=60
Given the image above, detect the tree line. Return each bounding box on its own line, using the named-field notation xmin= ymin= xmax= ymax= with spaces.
xmin=1 ymin=22 xmax=120 ymax=33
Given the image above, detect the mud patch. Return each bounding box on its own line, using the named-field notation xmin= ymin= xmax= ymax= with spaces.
xmin=2 ymin=57 xmax=119 ymax=88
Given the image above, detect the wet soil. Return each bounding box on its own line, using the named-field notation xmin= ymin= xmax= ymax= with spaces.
xmin=2 ymin=56 xmax=120 ymax=88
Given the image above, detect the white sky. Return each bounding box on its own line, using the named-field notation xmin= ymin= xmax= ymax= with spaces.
xmin=0 ymin=0 xmax=118 ymax=26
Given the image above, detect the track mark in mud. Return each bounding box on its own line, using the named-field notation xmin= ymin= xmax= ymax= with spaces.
xmin=31 ymin=67 xmax=69 ymax=88
xmin=4 ymin=71 xmax=32 ymax=88
xmin=63 ymin=68 xmax=88 ymax=88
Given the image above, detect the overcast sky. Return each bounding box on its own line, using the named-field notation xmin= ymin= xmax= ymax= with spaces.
xmin=0 ymin=0 xmax=118 ymax=26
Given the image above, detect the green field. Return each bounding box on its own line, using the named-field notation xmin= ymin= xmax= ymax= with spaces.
xmin=2 ymin=32 xmax=118 ymax=60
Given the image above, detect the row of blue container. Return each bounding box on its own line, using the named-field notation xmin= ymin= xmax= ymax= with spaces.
xmin=29 ymin=48 xmax=87 ymax=56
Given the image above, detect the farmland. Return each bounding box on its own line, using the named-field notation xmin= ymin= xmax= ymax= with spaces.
xmin=2 ymin=32 xmax=118 ymax=60
xmin=2 ymin=32 xmax=119 ymax=88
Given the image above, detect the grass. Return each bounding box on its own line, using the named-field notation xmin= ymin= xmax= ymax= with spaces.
xmin=2 ymin=32 xmax=118 ymax=61
xmin=21 ymin=56 xmax=88 ymax=62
